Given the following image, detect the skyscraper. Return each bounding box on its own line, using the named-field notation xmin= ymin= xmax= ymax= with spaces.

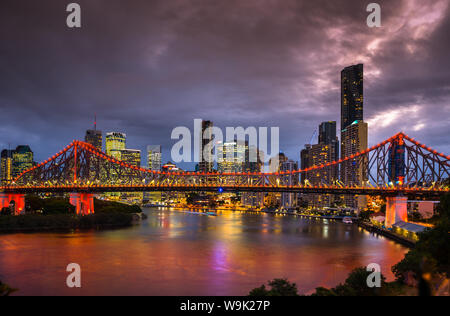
xmin=319 ymin=121 xmax=339 ymax=162
xmin=85 ymin=130 xmax=102 ymax=151
xmin=147 ymin=145 xmax=162 ymax=171
xmin=341 ymin=120 xmax=368 ymax=209
xmin=341 ymin=64 xmax=363 ymax=131
xmin=340 ymin=64 xmax=367 ymax=210
xmin=106 ymin=132 xmax=126 ymax=160
xmin=199 ymin=120 xmax=214 ymax=173
xmin=85 ymin=116 xmax=103 ymax=151
xmin=217 ymin=140 xmax=246 ymax=173
xmin=120 ymin=149 xmax=142 ymax=202
xmin=1 ymin=149 xmax=14 ymax=185
xmin=12 ymin=145 xmax=34 ymax=179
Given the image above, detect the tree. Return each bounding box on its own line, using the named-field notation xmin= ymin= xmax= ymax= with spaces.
xmin=312 ymin=267 xmax=386 ymax=296
xmin=249 ymin=278 xmax=299 ymax=296
xmin=0 ymin=280 xmax=16 ymax=296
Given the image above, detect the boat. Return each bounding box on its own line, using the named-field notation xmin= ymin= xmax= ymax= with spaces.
xmin=206 ymin=212 xmax=218 ymax=216
xmin=342 ymin=217 xmax=353 ymax=224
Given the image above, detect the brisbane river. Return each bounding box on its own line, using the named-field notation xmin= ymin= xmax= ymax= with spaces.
xmin=0 ymin=208 xmax=408 ymax=296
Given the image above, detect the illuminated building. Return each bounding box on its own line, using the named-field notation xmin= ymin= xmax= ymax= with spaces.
xmin=319 ymin=121 xmax=339 ymax=162
xmin=120 ymin=149 xmax=142 ymax=202
xmin=121 ymin=149 xmax=141 ymax=167
xmin=340 ymin=64 xmax=367 ymax=211
xmin=147 ymin=145 xmax=162 ymax=171
xmin=146 ymin=145 xmax=162 ymax=203
xmin=217 ymin=140 xmax=246 ymax=173
xmin=341 ymin=120 xmax=368 ymax=209
xmin=301 ymin=122 xmax=339 ymax=209
xmin=105 ymin=132 xmax=126 ymax=160
xmin=199 ymin=120 xmax=214 ymax=173
xmin=281 ymin=160 xmax=299 ymax=208
xmin=300 ymin=145 xmax=311 ymax=184
xmin=12 ymin=146 xmax=34 ymax=179
xmin=266 ymin=153 xmax=288 ymax=207
xmin=241 ymin=144 xmax=264 ymax=208
xmin=1 ymin=149 xmax=14 ymax=185
xmin=85 ymin=129 xmax=102 ymax=152
xmin=341 ymin=64 xmax=363 ymax=131
xmin=161 ymin=162 xmax=184 ymax=203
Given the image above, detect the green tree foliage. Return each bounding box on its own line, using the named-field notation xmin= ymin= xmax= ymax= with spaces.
xmin=249 ymin=278 xmax=299 ymax=296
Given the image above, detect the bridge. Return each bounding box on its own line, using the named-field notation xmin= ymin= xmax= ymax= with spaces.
xmin=1 ymin=132 xmax=449 ymax=227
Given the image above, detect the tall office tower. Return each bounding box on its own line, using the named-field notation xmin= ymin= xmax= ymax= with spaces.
xmin=105 ymin=132 xmax=126 ymax=160
xmin=85 ymin=130 xmax=102 ymax=152
xmin=147 ymin=145 xmax=162 ymax=171
xmin=12 ymin=145 xmax=34 ymax=179
xmin=280 ymin=160 xmax=299 ymax=208
xmin=120 ymin=149 xmax=142 ymax=202
xmin=1 ymin=149 xmax=14 ymax=185
xmin=341 ymin=64 xmax=363 ymax=131
xmin=217 ymin=140 xmax=246 ymax=174
xmin=199 ymin=120 xmax=214 ymax=173
xmin=341 ymin=120 xmax=368 ymax=209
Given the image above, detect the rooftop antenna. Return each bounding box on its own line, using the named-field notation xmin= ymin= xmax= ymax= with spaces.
xmin=94 ymin=114 xmax=97 ymax=131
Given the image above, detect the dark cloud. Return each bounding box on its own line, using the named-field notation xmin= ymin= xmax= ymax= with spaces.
xmin=0 ymin=0 xmax=449 ymax=168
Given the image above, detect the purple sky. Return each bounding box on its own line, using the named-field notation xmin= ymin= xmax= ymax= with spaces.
xmin=1 ymin=0 xmax=449 ymax=170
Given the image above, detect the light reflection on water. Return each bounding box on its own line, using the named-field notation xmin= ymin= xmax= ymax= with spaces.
xmin=0 ymin=208 xmax=408 ymax=296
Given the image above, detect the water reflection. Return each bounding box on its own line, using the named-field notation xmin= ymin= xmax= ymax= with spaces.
xmin=0 ymin=208 xmax=408 ymax=296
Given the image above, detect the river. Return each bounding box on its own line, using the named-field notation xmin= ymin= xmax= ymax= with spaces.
xmin=0 ymin=208 xmax=408 ymax=296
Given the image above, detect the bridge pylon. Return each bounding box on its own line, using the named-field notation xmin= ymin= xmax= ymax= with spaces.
xmin=385 ymin=196 xmax=408 ymax=228
xmin=69 ymin=193 xmax=94 ymax=216
xmin=0 ymin=193 xmax=25 ymax=215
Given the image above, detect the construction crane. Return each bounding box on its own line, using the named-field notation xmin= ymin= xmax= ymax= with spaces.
xmin=308 ymin=128 xmax=318 ymax=145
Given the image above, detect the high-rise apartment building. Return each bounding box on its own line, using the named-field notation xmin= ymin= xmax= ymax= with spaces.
xmin=341 ymin=120 xmax=368 ymax=209
xmin=199 ymin=120 xmax=214 ymax=173
xmin=106 ymin=132 xmax=126 ymax=160
xmin=340 ymin=64 xmax=367 ymax=211
xmin=319 ymin=121 xmax=339 ymax=161
xmin=341 ymin=64 xmax=363 ymax=131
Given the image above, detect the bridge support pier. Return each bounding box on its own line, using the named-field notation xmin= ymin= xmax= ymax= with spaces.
xmin=69 ymin=193 xmax=94 ymax=216
xmin=0 ymin=193 xmax=25 ymax=215
xmin=385 ymin=196 xmax=408 ymax=228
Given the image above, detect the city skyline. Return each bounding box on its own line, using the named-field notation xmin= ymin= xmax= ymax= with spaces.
xmin=1 ymin=0 xmax=449 ymax=170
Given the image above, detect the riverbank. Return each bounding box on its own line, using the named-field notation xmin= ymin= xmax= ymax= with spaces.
xmin=0 ymin=196 xmax=143 ymax=233
xmin=0 ymin=213 xmax=135 ymax=233
xmin=358 ymin=221 xmax=416 ymax=248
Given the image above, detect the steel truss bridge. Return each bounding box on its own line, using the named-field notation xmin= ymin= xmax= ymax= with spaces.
xmin=1 ymin=132 xmax=449 ymax=224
